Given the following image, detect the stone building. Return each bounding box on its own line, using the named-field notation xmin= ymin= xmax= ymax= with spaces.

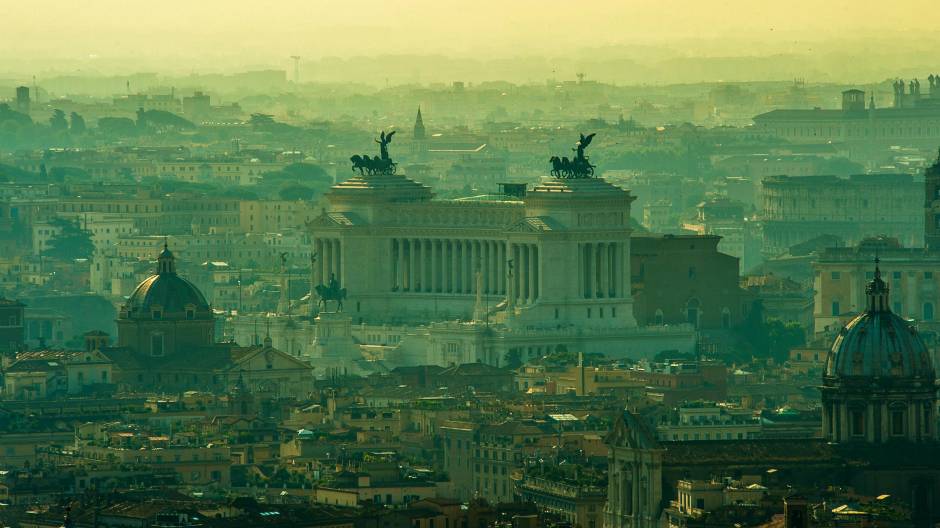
xmin=822 ymin=260 xmax=937 ymax=443
xmin=104 ymin=244 xmax=315 ymax=397
xmin=631 ymin=234 xmax=751 ymax=330
xmin=752 ymin=80 xmax=940 ymax=159
xmin=813 ymin=154 xmax=940 ymax=336
xmin=305 ymin=157 xmax=695 ymax=364
xmin=761 ymin=173 xmax=923 ymax=256
xmin=606 ymin=265 xmax=940 ymax=528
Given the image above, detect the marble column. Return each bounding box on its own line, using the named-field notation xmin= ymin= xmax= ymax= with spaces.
xmin=585 ymin=243 xmax=594 ymax=299
xmin=529 ymin=244 xmax=537 ymax=303
xmin=610 ymin=242 xmax=619 ymax=298
xmin=313 ymin=239 xmax=323 ymax=287
xmin=449 ymin=240 xmax=457 ymax=293
xmin=431 ymin=240 xmax=439 ymax=293
xmin=332 ymin=239 xmax=341 ymax=284
xmin=412 ymin=238 xmax=421 ymax=292
xmin=397 ymin=238 xmax=406 ymax=291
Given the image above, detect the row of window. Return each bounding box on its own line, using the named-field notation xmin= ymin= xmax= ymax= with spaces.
xmin=831 ymin=270 xmax=933 ymax=280
xmin=830 ymin=301 xmax=934 ymax=319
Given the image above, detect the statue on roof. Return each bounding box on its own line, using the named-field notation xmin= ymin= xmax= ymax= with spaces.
xmin=350 ymin=130 xmax=398 ymax=176
xmin=549 ymin=132 xmax=597 ymax=179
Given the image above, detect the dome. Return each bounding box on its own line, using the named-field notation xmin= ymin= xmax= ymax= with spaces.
xmin=122 ymin=243 xmax=211 ymax=320
xmin=825 ymin=260 xmax=935 ymax=381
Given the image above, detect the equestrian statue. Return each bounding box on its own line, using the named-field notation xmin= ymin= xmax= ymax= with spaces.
xmin=550 ymin=132 xmax=597 ymax=179
xmin=315 ymin=273 xmax=347 ymax=312
xmin=350 ymin=130 xmax=398 ymax=176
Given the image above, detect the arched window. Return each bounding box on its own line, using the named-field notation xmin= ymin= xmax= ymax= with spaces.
xmin=850 ymin=407 xmax=865 ymax=437
xmin=654 ymin=309 xmax=664 ymax=326
xmin=721 ymin=307 xmax=732 ymax=329
xmin=924 ymin=302 xmax=934 ymax=321
xmin=686 ymin=299 xmax=701 ymax=328
xmin=890 ymin=403 xmax=907 ymax=437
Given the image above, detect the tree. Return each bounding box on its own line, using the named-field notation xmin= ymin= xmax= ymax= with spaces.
xmin=503 ymin=349 xmax=522 ymax=369
xmin=44 ymin=218 xmax=94 ymax=261
xmin=735 ymin=300 xmax=806 ymax=363
xmin=278 ymin=184 xmax=316 ymax=201
xmin=97 ymin=117 xmax=138 ymax=137
xmin=249 ymin=113 xmax=275 ymax=129
xmin=0 ymin=103 xmax=31 ymax=125
xmin=69 ymin=112 xmax=86 ymax=134
xmin=49 ymin=109 xmax=68 ymax=131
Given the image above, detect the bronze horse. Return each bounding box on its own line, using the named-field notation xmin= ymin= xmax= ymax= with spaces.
xmin=315 ymin=283 xmax=347 ymax=311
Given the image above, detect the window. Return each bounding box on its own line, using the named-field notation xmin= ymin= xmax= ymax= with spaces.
xmin=893 ymin=271 xmax=902 ymax=280
xmin=654 ymin=309 xmax=664 ymax=325
xmin=926 ymin=272 xmax=934 ymax=279
xmin=831 ymin=301 xmax=840 ymax=316
xmin=721 ymin=307 xmax=732 ymax=329
xmin=850 ymin=409 xmax=865 ymax=436
xmin=925 ymin=302 xmax=935 ymax=321
xmin=891 ymin=410 xmax=906 ymax=436
xmin=831 ymin=271 xmax=841 ymax=280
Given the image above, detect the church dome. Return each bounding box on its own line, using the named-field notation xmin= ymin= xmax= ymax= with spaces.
xmin=825 ymin=260 xmax=934 ymax=381
xmin=122 ymin=244 xmax=211 ymax=320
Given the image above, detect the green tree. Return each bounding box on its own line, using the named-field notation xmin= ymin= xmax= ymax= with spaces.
xmin=44 ymin=218 xmax=94 ymax=261
xmin=503 ymin=349 xmax=522 ymax=369
xmin=69 ymin=112 xmax=86 ymax=134
xmin=278 ymin=184 xmax=316 ymax=201
xmin=736 ymin=300 xmax=805 ymax=362
xmin=0 ymin=103 xmax=31 ymax=125
xmin=97 ymin=117 xmax=138 ymax=137
xmin=49 ymin=109 xmax=68 ymax=130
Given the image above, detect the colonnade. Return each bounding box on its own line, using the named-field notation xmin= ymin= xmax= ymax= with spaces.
xmin=390 ymin=238 xmax=509 ymax=296
xmin=582 ymin=242 xmax=622 ymax=299
xmin=508 ymin=243 xmax=539 ymax=305
xmin=312 ymin=238 xmax=342 ymax=286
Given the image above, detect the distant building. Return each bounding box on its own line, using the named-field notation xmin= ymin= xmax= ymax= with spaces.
xmin=104 ymin=244 xmax=314 ymax=397
xmin=606 ymin=266 xmax=940 ymax=528
xmin=631 ymin=234 xmax=751 ymax=331
xmin=761 ymin=173 xmax=923 ymax=255
xmin=14 ymin=86 xmax=29 ymax=114
xmin=0 ymin=297 xmax=25 ymax=356
xmin=752 ymin=79 xmax=940 ymax=157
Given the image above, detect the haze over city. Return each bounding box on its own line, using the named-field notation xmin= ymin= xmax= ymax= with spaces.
xmin=3 ymin=1 xmax=940 ymax=527
xmin=5 ymin=0 xmax=940 ymax=83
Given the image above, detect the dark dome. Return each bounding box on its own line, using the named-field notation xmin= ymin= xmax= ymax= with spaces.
xmin=825 ymin=262 xmax=935 ymax=381
xmin=122 ymin=244 xmax=211 ymax=320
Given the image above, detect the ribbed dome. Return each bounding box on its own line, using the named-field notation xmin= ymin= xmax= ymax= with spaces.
xmin=825 ymin=260 xmax=935 ymax=381
xmin=123 ymin=244 xmax=211 ymax=320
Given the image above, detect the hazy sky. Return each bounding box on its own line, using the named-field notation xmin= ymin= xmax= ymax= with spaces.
xmin=4 ymin=0 xmax=940 ymax=73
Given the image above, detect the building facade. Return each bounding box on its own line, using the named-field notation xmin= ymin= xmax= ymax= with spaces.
xmin=762 ymin=173 xmax=923 ymax=256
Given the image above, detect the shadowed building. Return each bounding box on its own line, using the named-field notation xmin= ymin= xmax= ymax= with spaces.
xmin=104 ymin=245 xmax=314 ymax=397
xmin=606 ymin=263 xmax=940 ymax=528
